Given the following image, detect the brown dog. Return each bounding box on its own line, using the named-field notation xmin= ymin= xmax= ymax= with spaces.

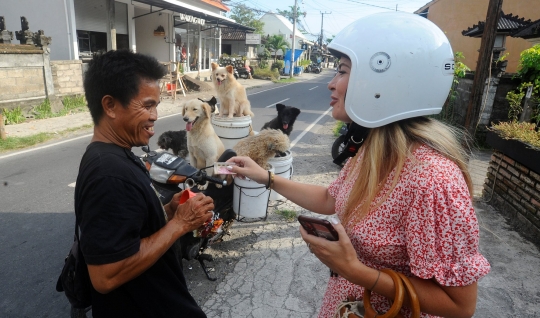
xmin=211 ymin=62 xmax=254 ymax=118
xmin=233 ymin=129 xmax=290 ymax=170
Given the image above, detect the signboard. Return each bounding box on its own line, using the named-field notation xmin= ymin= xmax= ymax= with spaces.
xmin=177 ymin=13 xmax=205 ymax=26
xmin=246 ymin=33 xmax=261 ymax=45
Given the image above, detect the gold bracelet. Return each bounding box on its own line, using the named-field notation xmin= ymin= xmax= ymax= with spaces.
xmin=266 ymin=171 xmax=275 ymax=189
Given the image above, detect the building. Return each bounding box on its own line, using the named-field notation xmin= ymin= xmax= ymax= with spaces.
xmin=2 ymin=0 xmax=253 ymax=77
xmin=258 ymin=12 xmax=312 ymax=61
xmin=414 ymin=0 xmax=540 ymax=73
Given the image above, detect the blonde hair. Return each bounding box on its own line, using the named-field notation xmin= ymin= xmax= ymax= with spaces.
xmin=343 ymin=117 xmax=472 ymax=225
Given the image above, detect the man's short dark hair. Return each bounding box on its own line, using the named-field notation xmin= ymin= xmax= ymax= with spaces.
xmin=83 ymin=50 xmax=167 ymax=125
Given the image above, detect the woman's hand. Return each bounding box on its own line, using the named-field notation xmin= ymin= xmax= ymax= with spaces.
xmin=300 ymin=218 xmax=365 ymax=282
xmin=226 ymin=156 xmax=269 ymax=184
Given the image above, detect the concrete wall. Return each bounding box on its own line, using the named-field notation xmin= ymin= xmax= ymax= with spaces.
xmin=484 ymin=151 xmax=540 ymax=244
xmin=423 ymin=0 xmax=540 ymax=73
xmin=134 ymin=7 xmax=174 ymax=62
xmin=2 ymin=0 xmax=76 ymax=60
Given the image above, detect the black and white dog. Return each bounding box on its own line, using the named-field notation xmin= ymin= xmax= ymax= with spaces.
xmin=261 ymin=103 xmax=301 ymax=136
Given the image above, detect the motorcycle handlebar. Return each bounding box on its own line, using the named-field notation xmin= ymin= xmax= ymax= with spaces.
xmin=205 ymin=175 xmax=227 ymax=187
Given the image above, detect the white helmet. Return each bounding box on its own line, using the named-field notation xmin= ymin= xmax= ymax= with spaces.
xmin=328 ymin=12 xmax=454 ymax=128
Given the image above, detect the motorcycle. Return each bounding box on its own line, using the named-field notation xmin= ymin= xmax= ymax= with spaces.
xmin=304 ymin=63 xmax=321 ymax=74
xmin=140 ymin=146 xmax=237 ymax=281
xmin=331 ymin=123 xmax=348 ymax=164
xmin=236 ymin=66 xmax=251 ymax=79
xmin=331 ymin=122 xmax=370 ymax=167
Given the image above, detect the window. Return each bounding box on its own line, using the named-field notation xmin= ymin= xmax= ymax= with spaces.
xmin=418 ymin=8 xmax=429 ymax=19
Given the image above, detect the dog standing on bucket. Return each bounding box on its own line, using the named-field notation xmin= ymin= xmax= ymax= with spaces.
xmin=182 ymin=98 xmax=225 ymax=190
xmin=261 ymin=103 xmax=301 ymax=136
xmin=211 ymin=62 xmax=254 ymax=118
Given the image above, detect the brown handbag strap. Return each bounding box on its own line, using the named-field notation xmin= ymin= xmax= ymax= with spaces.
xmin=364 ymin=269 xmax=405 ymax=318
xmin=396 ymin=273 xmax=421 ymax=318
xmin=363 ymin=269 xmax=421 ymax=318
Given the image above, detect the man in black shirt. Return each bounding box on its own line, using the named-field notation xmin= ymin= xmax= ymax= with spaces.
xmin=76 ymin=50 xmax=212 ymax=317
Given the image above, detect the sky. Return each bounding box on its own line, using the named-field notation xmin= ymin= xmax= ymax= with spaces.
xmin=226 ymin=0 xmax=432 ymax=42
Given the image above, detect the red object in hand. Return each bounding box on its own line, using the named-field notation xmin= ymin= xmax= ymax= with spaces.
xmin=179 ymin=189 xmax=196 ymax=204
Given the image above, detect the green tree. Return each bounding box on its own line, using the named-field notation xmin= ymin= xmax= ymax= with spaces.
xmin=276 ymin=6 xmax=306 ymax=24
xmin=326 ymin=36 xmax=334 ymax=44
xmin=229 ymin=4 xmax=265 ymax=34
xmin=265 ymin=34 xmax=290 ymax=63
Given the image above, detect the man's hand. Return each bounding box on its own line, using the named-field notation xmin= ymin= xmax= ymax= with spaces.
xmin=171 ymin=193 xmax=214 ymax=236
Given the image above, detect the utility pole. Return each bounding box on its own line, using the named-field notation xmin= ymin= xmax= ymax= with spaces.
xmin=464 ymin=0 xmax=503 ymax=137
xmin=290 ymin=0 xmax=298 ymax=79
xmin=320 ymin=11 xmax=331 ymax=48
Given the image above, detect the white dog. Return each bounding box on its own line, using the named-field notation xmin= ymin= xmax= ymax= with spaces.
xmin=211 ymin=62 xmax=254 ymax=118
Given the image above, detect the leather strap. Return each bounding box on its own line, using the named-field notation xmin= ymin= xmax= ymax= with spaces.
xmin=336 ymin=269 xmax=420 ymax=318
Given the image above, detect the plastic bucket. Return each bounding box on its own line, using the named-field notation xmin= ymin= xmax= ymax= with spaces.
xmin=211 ymin=114 xmax=252 ymax=150
xmin=233 ymin=164 xmax=274 ymax=220
xmin=267 ymin=150 xmax=293 ymax=201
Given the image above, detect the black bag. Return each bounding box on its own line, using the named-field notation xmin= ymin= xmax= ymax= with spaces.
xmin=56 ymin=226 xmax=92 ymax=309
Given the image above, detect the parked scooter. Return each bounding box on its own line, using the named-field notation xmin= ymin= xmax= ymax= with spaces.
xmin=140 ymin=146 xmax=237 ymax=281
xmin=331 ymin=122 xmax=370 ymax=167
xmin=304 ymin=63 xmax=321 ymax=74
xmin=236 ymin=66 xmax=251 ymax=79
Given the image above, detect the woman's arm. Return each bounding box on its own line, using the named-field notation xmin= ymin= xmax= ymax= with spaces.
xmin=227 ymin=156 xmax=336 ymax=215
xmin=301 ymin=222 xmax=478 ymax=318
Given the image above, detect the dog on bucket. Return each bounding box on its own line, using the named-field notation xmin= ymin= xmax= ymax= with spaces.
xmin=261 ymin=103 xmax=301 ymax=136
xmin=211 ymin=62 xmax=254 ymax=118
xmin=233 ymin=129 xmax=290 ymax=170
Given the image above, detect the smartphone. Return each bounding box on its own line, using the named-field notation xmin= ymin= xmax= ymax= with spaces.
xmin=298 ymin=215 xmax=339 ymax=241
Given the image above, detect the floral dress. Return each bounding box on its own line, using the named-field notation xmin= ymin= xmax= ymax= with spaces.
xmin=319 ymin=145 xmax=491 ymax=318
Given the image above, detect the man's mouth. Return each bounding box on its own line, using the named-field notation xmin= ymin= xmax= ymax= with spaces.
xmin=144 ymin=126 xmax=154 ymax=135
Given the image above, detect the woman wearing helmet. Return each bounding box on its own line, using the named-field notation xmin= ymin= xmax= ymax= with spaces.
xmin=227 ymin=12 xmax=490 ymax=318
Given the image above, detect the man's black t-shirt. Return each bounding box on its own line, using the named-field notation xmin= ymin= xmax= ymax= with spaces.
xmin=75 ymin=142 xmax=206 ymax=318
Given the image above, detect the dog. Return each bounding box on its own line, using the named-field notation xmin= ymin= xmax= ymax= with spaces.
xmin=198 ymin=96 xmax=219 ymax=115
xmin=182 ymin=98 xmax=225 ymax=189
xmin=156 ymin=130 xmax=189 ymax=158
xmin=261 ymin=103 xmax=301 ymax=136
xmin=211 ymin=62 xmax=254 ymax=118
xmin=233 ymin=129 xmax=290 ymax=170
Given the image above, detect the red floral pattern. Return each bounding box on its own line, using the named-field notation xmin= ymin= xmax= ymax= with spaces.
xmin=319 ymin=145 xmax=490 ymax=318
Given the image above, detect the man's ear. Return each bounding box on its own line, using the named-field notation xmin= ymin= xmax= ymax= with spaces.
xmin=101 ymin=95 xmax=117 ymax=119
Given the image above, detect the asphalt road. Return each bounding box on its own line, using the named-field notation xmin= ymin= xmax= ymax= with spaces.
xmin=0 ymin=72 xmax=336 ymax=317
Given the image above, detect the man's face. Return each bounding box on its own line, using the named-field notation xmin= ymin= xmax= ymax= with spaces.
xmin=114 ymin=79 xmax=160 ymax=147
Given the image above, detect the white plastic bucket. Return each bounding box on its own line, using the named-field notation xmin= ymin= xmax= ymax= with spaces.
xmin=211 ymin=114 xmax=252 ymax=150
xmin=267 ymin=150 xmax=293 ymax=201
xmin=233 ymin=164 xmax=274 ymax=220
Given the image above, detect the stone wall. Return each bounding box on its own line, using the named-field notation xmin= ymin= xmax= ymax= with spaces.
xmin=484 ymin=151 xmax=540 ymax=244
xmin=453 ymin=73 xmax=522 ymax=128
xmin=50 ymin=60 xmax=84 ymax=97
xmin=0 ymin=50 xmax=47 ymax=113
xmin=0 ymin=48 xmax=84 ymax=115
